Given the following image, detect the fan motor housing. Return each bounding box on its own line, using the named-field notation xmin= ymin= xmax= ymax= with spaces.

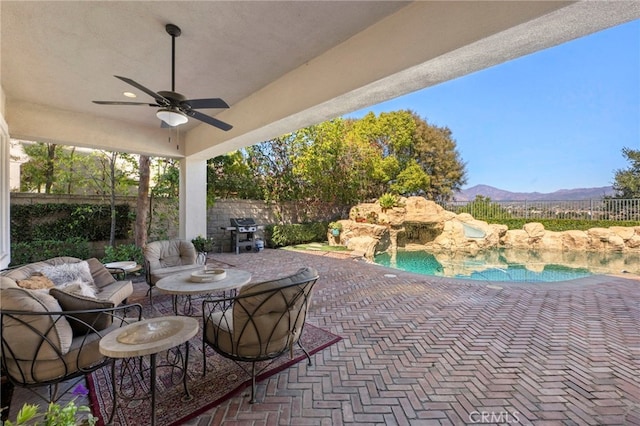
xmin=158 ymin=91 xmax=186 ymax=103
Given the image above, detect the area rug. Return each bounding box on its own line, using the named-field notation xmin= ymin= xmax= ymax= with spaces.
xmin=87 ymin=293 xmax=341 ymax=426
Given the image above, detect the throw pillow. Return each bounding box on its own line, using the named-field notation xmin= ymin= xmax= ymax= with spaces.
xmin=40 ymin=261 xmax=95 ymax=287
xmin=49 ymin=288 xmax=115 ymax=336
xmin=86 ymin=258 xmax=116 ymax=288
xmin=58 ymin=279 xmax=99 ymax=299
xmin=16 ymin=272 xmax=55 ymax=290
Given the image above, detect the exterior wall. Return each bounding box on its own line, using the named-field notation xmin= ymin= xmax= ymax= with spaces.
xmin=9 ymin=193 xmax=350 ymax=255
xmin=10 ymin=193 xmax=139 ymax=207
xmin=208 ymin=199 xmax=349 ymax=252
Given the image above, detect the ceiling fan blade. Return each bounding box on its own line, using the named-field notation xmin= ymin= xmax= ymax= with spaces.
xmin=93 ymin=101 xmax=159 ymax=106
xmin=114 ymin=75 xmax=170 ymax=106
xmin=182 ymin=98 xmax=229 ymax=109
xmin=186 ymin=110 xmax=233 ymax=131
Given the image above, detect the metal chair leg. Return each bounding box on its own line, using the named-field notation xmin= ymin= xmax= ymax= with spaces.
xmin=249 ymin=362 xmax=257 ymax=404
xmin=298 ymin=341 xmax=312 ymax=366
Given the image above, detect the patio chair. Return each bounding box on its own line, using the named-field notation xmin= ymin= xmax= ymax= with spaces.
xmin=201 ymin=267 xmax=319 ymax=403
xmin=143 ymin=239 xmax=202 ymax=303
xmin=0 ymin=286 xmax=143 ymax=404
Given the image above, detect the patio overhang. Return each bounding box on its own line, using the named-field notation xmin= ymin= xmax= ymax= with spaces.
xmin=1 ymin=1 xmax=639 ymax=268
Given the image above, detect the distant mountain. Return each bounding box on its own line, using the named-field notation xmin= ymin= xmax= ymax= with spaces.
xmin=454 ymin=184 xmax=615 ymax=201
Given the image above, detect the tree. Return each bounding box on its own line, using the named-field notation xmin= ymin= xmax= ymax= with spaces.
xmin=292 ymin=119 xmax=365 ymax=204
xmin=206 ymin=110 xmax=467 ymax=205
xmin=245 ymin=135 xmax=301 ymax=203
xmin=391 ymin=160 xmax=430 ymax=195
xmin=207 ymin=151 xmax=260 ymax=200
xmin=613 ymin=147 xmax=640 ymax=198
xmin=347 ymin=110 xmax=467 ymax=201
xmin=135 ymin=155 xmax=151 ymax=247
xmin=20 ymin=142 xmax=59 ymax=193
xmin=456 ymin=195 xmax=512 ymax=219
xmin=410 ymin=111 xmax=467 ymax=202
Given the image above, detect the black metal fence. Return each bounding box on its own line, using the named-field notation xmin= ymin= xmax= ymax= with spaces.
xmin=439 ymin=199 xmax=640 ymax=221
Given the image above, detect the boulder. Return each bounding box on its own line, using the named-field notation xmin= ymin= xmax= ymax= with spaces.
xmin=610 ymin=226 xmax=636 ymax=241
xmin=330 ymin=196 xmax=640 ymax=259
xmin=523 ymin=222 xmax=545 ymax=241
xmin=561 ymin=230 xmax=590 ymax=251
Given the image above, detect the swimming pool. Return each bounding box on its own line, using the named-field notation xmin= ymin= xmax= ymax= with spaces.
xmin=373 ymin=248 xmax=634 ymax=282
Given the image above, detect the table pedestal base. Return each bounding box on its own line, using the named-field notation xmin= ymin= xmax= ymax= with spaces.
xmin=106 ymin=342 xmax=191 ymax=426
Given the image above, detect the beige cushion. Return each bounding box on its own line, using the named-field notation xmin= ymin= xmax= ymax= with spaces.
xmin=0 ymin=288 xmax=73 ymax=364
xmin=96 ymin=280 xmax=133 ymax=306
xmin=149 ymin=264 xmax=202 ymax=285
xmin=205 ymin=310 xmax=234 ymax=355
xmin=7 ymin=318 xmax=130 ymax=384
xmin=145 ymin=240 xmax=197 ymax=272
xmin=0 ymin=276 xmax=18 ymax=290
xmin=49 ymin=288 xmax=115 ymax=336
xmin=206 ymin=267 xmax=318 ymax=359
xmin=86 ymin=257 xmax=116 ymax=288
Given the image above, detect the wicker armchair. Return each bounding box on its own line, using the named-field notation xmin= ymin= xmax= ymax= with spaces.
xmin=201 ymin=267 xmax=319 ymax=403
xmin=0 ymin=298 xmax=142 ymax=404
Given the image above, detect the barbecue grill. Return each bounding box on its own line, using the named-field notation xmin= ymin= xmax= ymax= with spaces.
xmin=227 ymin=218 xmax=261 ymax=254
xmin=230 ymin=218 xmax=258 ymax=233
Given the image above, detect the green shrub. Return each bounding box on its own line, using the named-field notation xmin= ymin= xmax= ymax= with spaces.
xmin=102 ymin=244 xmax=144 ymax=265
xmin=487 ymin=218 xmax=640 ymax=231
xmin=265 ymin=222 xmax=328 ymax=247
xmin=10 ymin=203 xmax=132 ymax=243
xmin=378 ymin=193 xmax=399 ymax=211
xmin=10 ymin=238 xmax=91 ymax=266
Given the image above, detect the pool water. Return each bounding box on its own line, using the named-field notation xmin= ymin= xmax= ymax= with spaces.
xmin=373 ymin=249 xmax=594 ymax=282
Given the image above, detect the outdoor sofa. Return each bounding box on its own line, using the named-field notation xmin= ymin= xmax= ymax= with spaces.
xmin=0 ymin=256 xmax=139 ymax=404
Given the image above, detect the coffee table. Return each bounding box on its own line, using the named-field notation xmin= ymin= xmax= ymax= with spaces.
xmin=156 ymin=268 xmax=252 ymax=315
xmin=99 ymin=316 xmax=199 ymax=426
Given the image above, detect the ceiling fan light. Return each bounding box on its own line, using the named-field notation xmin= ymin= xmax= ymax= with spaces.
xmin=157 ymin=108 xmax=188 ymax=126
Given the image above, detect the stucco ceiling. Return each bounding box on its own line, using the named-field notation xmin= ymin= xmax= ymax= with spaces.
xmin=2 ymin=1 xmax=639 ymax=159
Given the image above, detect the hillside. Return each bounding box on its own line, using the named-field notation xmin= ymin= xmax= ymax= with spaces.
xmin=454 ymin=185 xmax=615 ymax=201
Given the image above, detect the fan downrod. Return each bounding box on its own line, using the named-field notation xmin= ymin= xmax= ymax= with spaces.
xmin=166 ymin=23 xmax=181 ymax=38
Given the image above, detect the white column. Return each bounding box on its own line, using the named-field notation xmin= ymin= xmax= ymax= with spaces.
xmin=0 ymin=113 xmax=10 ymax=269
xmin=179 ymin=157 xmax=208 ymax=241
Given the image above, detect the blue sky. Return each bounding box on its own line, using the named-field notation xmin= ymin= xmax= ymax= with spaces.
xmin=346 ymin=19 xmax=640 ymax=194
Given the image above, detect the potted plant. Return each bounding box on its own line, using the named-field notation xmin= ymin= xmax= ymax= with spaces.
xmin=328 ymin=221 xmax=343 ymax=236
xmin=191 ymin=235 xmax=215 ymax=254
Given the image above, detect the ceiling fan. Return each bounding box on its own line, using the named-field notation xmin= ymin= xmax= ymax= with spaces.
xmin=93 ymin=23 xmax=232 ymax=131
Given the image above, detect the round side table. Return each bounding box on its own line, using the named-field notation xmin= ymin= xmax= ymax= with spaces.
xmin=99 ymin=316 xmax=199 ymax=426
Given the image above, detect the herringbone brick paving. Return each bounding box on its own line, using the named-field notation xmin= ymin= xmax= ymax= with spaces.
xmin=182 ymin=249 xmax=640 ymax=425
xmin=7 ymin=248 xmax=639 ymax=425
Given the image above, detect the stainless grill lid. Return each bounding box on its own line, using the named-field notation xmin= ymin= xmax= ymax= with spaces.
xmin=230 ymin=218 xmax=257 ymax=227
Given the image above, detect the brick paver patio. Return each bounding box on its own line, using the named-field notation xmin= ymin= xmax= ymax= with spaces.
xmin=185 ymin=248 xmax=640 ymax=425
xmin=6 ymin=248 xmax=639 ymax=425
